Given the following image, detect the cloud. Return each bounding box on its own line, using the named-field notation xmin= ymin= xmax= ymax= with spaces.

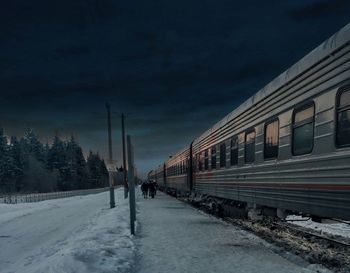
xmin=289 ymin=0 xmax=350 ymax=21
xmin=1 ymin=1 xmax=350 ymax=176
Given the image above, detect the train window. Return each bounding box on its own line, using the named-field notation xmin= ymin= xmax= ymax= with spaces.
xmin=211 ymin=146 xmax=217 ymax=169
xmin=198 ymin=153 xmax=203 ymax=171
xmin=204 ymin=149 xmax=209 ymax=170
xmin=336 ymin=86 xmax=350 ymax=147
xmin=230 ymin=136 xmax=238 ymax=165
xmin=292 ymin=102 xmax=315 ymax=155
xmin=220 ymin=143 xmax=226 ymax=168
xmin=264 ymin=119 xmax=279 ymax=159
xmin=245 ymin=129 xmax=255 ymax=163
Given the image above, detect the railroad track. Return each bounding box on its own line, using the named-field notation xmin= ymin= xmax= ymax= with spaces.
xmin=223 ymin=217 xmax=350 ymax=273
xmin=274 ymin=221 xmax=350 ymax=249
xmin=178 ymin=196 xmax=350 ymax=272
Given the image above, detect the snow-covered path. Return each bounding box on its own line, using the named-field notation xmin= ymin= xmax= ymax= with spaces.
xmin=0 ymin=189 xmax=135 ymax=273
xmin=135 ymin=192 xmax=331 ymax=273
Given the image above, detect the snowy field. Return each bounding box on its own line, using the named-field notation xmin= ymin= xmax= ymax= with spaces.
xmin=0 ymin=188 xmax=135 ymax=273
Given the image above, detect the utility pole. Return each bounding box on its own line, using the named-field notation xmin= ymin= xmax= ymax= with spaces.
xmin=127 ymin=135 xmax=136 ymax=235
xmin=121 ymin=113 xmax=128 ymax=199
xmin=106 ymin=103 xmax=115 ymax=208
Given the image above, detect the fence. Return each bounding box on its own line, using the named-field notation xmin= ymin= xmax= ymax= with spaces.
xmin=0 ymin=187 xmax=110 ymax=204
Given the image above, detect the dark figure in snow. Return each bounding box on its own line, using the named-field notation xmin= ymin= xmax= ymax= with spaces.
xmin=148 ymin=180 xmax=156 ymax=199
xmin=141 ymin=181 xmax=149 ymax=198
xmin=153 ymin=181 xmax=159 ymax=196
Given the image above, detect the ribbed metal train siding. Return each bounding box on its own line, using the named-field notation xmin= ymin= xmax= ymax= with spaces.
xmin=192 ymin=30 xmax=350 ymax=220
xmin=150 ymin=24 xmax=350 ymax=220
xmin=166 ymin=175 xmax=188 ymax=193
xmin=193 ymin=45 xmax=350 ymax=153
xmin=195 ymin=153 xmax=350 ymax=219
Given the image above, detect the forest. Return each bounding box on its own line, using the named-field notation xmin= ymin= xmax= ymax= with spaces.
xmin=0 ymin=128 xmax=109 ymax=194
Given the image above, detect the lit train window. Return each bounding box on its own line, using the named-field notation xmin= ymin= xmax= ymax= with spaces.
xmin=245 ymin=129 xmax=256 ymax=163
xmin=204 ymin=149 xmax=209 ymax=170
xmin=220 ymin=143 xmax=226 ymax=168
xmin=230 ymin=136 xmax=238 ymax=166
xmin=336 ymin=86 xmax=350 ymax=147
xmin=211 ymin=146 xmax=217 ymax=169
xmin=292 ymin=102 xmax=315 ymax=155
xmin=264 ymin=119 xmax=279 ymax=159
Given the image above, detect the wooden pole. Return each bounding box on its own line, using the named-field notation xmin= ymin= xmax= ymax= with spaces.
xmin=127 ymin=135 xmax=136 ymax=235
xmin=106 ymin=103 xmax=115 ymax=208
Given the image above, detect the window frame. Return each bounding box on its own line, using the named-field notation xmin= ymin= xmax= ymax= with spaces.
xmin=244 ymin=128 xmax=256 ymax=164
xmin=335 ymin=85 xmax=350 ymax=148
xmin=198 ymin=152 xmax=203 ymax=172
xmin=291 ymin=101 xmax=315 ymax=156
xmin=204 ymin=149 xmax=209 ymax=170
xmin=230 ymin=136 xmax=239 ymax=166
xmin=219 ymin=142 xmax=226 ymax=168
xmin=264 ymin=118 xmax=279 ymax=160
xmin=211 ymin=146 xmax=217 ymax=170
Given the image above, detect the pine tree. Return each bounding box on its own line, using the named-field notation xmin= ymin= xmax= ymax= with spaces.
xmin=87 ymin=151 xmax=108 ymax=188
xmin=65 ymin=136 xmax=87 ymax=190
xmin=9 ymin=136 xmax=24 ymax=191
xmin=22 ymin=128 xmax=45 ymax=162
xmin=0 ymin=128 xmax=7 ymax=192
xmin=47 ymin=136 xmax=68 ymax=190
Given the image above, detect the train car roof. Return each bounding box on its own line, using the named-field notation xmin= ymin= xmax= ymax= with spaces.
xmin=192 ymin=22 xmax=350 ymax=146
xmin=165 ymin=146 xmax=190 ymax=165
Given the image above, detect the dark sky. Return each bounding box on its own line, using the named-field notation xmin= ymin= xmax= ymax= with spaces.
xmin=1 ymin=0 xmax=349 ymax=177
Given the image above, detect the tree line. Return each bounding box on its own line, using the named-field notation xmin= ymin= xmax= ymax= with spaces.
xmin=0 ymin=128 xmax=109 ymax=194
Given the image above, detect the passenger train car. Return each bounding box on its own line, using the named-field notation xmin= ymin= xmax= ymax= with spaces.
xmin=150 ymin=23 xmax=350 ymax=221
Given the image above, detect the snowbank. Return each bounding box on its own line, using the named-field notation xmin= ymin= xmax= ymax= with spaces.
xmin=0 ymin=189 xmax=136 ymax=273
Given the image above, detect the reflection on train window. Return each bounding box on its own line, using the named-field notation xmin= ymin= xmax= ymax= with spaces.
xmin=220 ymin=143 xmax=226 ymax=168
xmin=230 ymin=136 xmax=238 ymax=165
xmin=292 ymin=103 xmax=315 ymax=155
xmin=199 ymin=153 xmax=203 ymax=171
xmin=336 ymin=86 xmax=350 ymax=147
xmin=264 ymin=119 xmax=279 ymax=159
xmin=211 ymin=146 xmax=217 ymax=169
xmin=245 ymin=130 xmax=256 ymax=163
xmin=204 ymin=149 xmax=209 ymax=170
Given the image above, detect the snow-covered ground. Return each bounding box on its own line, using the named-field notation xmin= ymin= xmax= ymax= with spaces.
xmin=0 ymin=188 xmax=135 ymax=273
xmin=135 ymin=193 xmax=331 ymax=273
xmin=1 ymin=188 xmax=343 ymax=273
xmin=286 ymin=215 xmax=350 ymax=239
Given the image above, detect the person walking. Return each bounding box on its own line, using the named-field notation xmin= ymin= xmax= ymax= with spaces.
xmin=148 ymin=180 xmax=156 ymax=199
xmin=141 ymin=181 xmax=149 ymax=198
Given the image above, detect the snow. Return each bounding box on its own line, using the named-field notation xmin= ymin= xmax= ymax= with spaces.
xmin=286 ymin=215 xmax=350 ymax=239
xmin=134 ymin=192 xmax=331 ymax=273
xmin=0 ymin=188 xmax=135 ymax=273
xmin=0 ymin=188 xmax=340 ymax=273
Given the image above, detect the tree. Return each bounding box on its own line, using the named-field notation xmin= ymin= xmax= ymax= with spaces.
xmin=22 ymin=128 xmax=45 ymax=163
xmin=8 ymin=136 xmax=24 ymax=191
xmin=21 ymin=155 xmax=58 ymax=193
xmin=87 ymin=151 xmax=108 ymax=188
xmin=47 ymin=136 xmax=68 ymax=190
xmin=65 ymin=136 xmax=87 ymax=190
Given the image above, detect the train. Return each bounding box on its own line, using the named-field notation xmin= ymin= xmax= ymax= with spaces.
xmin=149 ymin=23 xmax=350 ymax=221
